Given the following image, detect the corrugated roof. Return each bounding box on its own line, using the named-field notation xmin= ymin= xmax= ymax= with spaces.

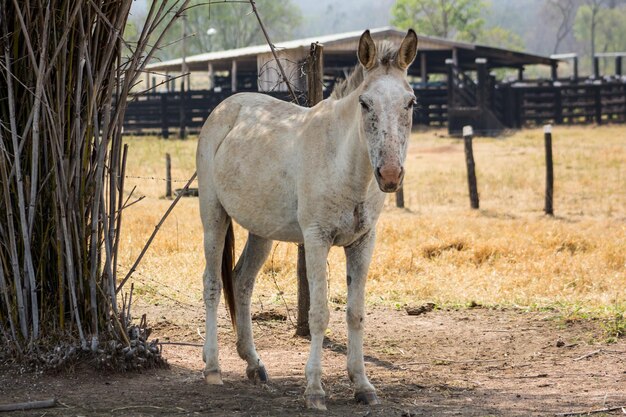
xmin=145 ymin=27 xmax=476 ymax=70
xmin=145 ymin=26 xmax=556 ymax=72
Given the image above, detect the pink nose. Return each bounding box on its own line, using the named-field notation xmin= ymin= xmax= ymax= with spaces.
xmin=376 ymin=165 xmax=404 ymax=192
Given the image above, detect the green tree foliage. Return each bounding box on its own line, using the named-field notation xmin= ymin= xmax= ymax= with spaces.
xmin=125 ymin=1 xmax=302 ymax=60
xmin=574 ymin=1 xmax=626 ymax=55
xmin=391 ymin=0 xmax=485 ymax=42
xmin=477 ymin=26 xmax=525 ymax=51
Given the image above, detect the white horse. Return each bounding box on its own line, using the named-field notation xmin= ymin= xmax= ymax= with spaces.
xmin=196 ymin=29 xmax=418 ymax=410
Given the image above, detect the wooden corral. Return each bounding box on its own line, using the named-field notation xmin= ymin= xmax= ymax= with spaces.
xmin=127 ymin=27 xmax=626 ymax=136
xmin=122 ymin=88 xmax=448 ymax=137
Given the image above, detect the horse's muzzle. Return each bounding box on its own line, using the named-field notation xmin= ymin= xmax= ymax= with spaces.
xmin=375 ymin=166 xmax=404 ymax=193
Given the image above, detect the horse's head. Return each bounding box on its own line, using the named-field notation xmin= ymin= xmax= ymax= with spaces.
xmin=357 ymin=29 xmax=418 ymax=193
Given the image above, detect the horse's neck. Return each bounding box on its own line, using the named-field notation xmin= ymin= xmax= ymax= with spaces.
xmin=330 ymin=90 xmax=375 ymax=199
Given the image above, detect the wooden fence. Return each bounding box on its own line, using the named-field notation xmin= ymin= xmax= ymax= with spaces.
xmin=122 ymin=87 xmax=448 ymax=136
xmin=123 ymin=90 xmax=291 ymax=137
xmin=496 ymin=81 xmax=626 ymax=127
xmin=122 ymin=81 xmax=626 ymax=136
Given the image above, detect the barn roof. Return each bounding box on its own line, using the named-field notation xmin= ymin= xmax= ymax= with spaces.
xmin=145 ymin=27 xmax=557 ymax=74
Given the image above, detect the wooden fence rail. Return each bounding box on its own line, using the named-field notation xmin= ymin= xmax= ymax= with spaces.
xmin=497 ymin=82 xmax=626 ymax=127
xmin=122 ymin=88 xmax=448 ymax=136
xmin=122 ymin=81 xmax=626 ymax=136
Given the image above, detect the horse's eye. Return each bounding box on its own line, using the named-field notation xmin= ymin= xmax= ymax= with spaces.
xmin=359 ymin=99 xmax=370 ymax=111
xmin=407 ymin=98 xmax=417 ymax=109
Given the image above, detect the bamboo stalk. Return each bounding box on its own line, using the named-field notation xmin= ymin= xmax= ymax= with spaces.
xmin=2 ymin=43 xmax=36 ymax=339
xmin=0 ymin=249 xmax=17 ymax=343
xmin=0 ymin=127 xmax=28 ymax=340
xmin=0 ymin=0 xmax=194 ymax=356
xmin=112 ymin=144 xmax=129 ymax=300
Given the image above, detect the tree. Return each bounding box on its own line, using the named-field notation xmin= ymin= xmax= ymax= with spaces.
xmin=136 ymin=0 xmax=302 ymax=60
xmin=477 ymin=27 xmax=524 ymax=51
xmin=596 ymin=5 xmax=626 ymax=52
xmin=582 ymin=0 xmax=605 ymax=60
xmin=574 ymin=0 xmax=626 ymax=68
xmin=391 ymin=0 xmax=485 ymax=42
xmin=545 ymin=0 xmax=581 ymax=54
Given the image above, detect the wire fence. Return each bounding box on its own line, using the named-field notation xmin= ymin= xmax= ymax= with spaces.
xmin=121 ymin=174 xmax=196 ymax=183
xmin=118 ymin=265 xmax=202 ymax=311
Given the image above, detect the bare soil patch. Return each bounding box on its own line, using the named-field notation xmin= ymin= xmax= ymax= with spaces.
xmin=2 ymin=307 xmax=624 ymax=416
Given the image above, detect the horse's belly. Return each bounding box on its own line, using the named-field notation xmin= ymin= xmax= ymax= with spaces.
xmin=227 ymin=198 xmax=302 ymax=242
xmin=214 ymin=167 xmax=302 ymax=242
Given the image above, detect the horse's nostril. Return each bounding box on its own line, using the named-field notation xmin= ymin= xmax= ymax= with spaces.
xmin=376 ymin=167 xmax=382 ymax=178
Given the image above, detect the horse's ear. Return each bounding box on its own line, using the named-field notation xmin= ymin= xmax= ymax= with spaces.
xmin=397 ymin=29 xmax=418 ymax=70
xmin=357 ymin=30 xmax=377 ymax=70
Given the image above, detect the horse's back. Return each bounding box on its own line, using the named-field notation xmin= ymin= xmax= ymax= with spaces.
xmin=197 ymin=93 xmax=308 ymax=242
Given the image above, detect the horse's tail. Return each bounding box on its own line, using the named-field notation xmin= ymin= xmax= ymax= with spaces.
xmin=222 ymin=220 xmax=236 ymax=329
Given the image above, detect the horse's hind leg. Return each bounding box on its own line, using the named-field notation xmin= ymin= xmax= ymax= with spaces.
xmin=199 ymin=197 xmax=231 ymax=385
xmin=233 ymin=233 xmax=273 ymax=383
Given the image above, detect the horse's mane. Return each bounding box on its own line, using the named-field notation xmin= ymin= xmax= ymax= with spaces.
xmin=330 ymin=41 xmax=399 ymax=99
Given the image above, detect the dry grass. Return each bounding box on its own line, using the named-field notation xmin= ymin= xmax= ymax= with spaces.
xmin=118 ymin=125 xmax=625 ymax=317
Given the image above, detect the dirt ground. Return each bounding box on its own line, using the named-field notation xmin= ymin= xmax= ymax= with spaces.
xmin=1 ymin=305 xmax=625 ymax=416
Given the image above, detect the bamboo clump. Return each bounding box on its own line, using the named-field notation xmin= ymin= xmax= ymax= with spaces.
xmin=0 ymin=0 xmax=190 ymax=358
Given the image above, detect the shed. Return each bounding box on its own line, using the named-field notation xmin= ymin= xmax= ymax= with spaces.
xmin=145 ymin=27 xmax=558 ymax=93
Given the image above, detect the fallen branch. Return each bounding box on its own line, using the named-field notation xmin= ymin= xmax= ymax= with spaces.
xmin=111 ymin=405 xmax=165 ymax=412
xmin=433 ymin=357 xmax=506 ymax=364
xmin=573 ymin=349 xmax=602 ymax=361
xmin=160 ymin=341 xmax=203 ymax=347
xmin=0 ymin=399 xmax=57 ymax=412
xmin=400 ymin=357 xmax=506 ymax=366
xmin=516 ymin=373 xmax=548 ymax=379
xmin=555 ymin=406 xmax=626 ymax=416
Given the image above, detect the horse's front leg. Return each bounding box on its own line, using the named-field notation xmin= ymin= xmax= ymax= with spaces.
xmin=344 ymin=230 xmax=379 ymax=404
xmin=302 ymin=234 xmax=331 ymax=410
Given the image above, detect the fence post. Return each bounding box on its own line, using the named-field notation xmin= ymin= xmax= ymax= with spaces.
xmin=463 ymin=126 xmax=479 ymax=209
xmin=476 ymin=58 xmax=488 ymax=111
xmin=544 ymin=125 xmax=554 ymax=216
xmin=165 ymin=153 xmax=172 ymax=198
xmin=515 ymin=88 xmax=524 ymax=128
xmin=595 ymin=85 xmax=602 ymax=125
xmin=161 ymin=93 xmax=169 ymax=139
xmin=554 ymin=87 xmax=563 ymax=124
xmin=306 ymin=43 xmax=323 ymax=106
xmin=551 ymin=63 xmax=558 ymax=82
xmin=395 ymin=187 xmax=405 ymax=208
xmin=179 ymin=80 xmax=187 ymax=139
xmin=446 ymin=59 xmax=455 ymax=109
xmin=296 ymin=42 xmax=324 ymax=338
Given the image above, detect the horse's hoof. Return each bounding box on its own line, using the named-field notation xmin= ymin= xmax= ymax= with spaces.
xmin=246 ymin=365 xmax=269 ymax=384
xmin=203 ymin=370 xmax=224 ymax=385
xmin=305 ymin=394 xmax=327 ymax=410
xmin=355 ymin=391 xmax=380 ymax=405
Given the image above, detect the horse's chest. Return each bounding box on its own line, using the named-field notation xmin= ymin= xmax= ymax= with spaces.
xmin=331 ymin=200 xmax=378 ymax=246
